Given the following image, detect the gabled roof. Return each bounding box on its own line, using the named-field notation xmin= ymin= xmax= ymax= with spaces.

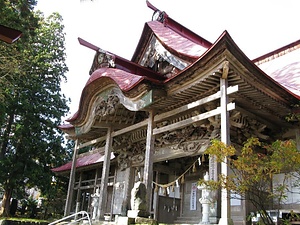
xmin=146 ymin=20 xmax=207 ymax=59
xmin=131 ymin=1 xmax=212 ymax=63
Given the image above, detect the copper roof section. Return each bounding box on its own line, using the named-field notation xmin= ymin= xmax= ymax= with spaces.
xmin=252 ymin=39 xmax=300 ymax=99
xmin=87 ymin=68 xmax=147 ymax=91
xmin=146 ymin=21 xmax=208 ymax=60
xmin=0 ymin=24 xmax=22 ymax=44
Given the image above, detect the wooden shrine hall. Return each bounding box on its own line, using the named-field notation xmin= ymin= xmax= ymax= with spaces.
xmin=53 ymin=1 xmax=300 ymax=224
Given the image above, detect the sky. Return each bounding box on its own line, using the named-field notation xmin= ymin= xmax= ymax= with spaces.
xmin=35 ymin=0 xmax=300 ymax=121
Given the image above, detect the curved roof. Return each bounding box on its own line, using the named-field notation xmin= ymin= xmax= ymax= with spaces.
xmin=87 ymin=68 xmax=145 ymax=91
xmin=65 ymin=66 xmax=161 ymax=124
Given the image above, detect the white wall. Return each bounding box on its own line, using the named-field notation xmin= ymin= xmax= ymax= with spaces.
xmin=273 ymin=173 xmax=300 ymax=205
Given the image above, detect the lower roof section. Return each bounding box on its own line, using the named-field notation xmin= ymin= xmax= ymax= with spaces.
xmin=52 ymin=152 xmax=115 ymax=173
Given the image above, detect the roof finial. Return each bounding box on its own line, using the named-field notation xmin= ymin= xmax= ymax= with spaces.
xmin=146 ymin=0 xmax=168 ymax=22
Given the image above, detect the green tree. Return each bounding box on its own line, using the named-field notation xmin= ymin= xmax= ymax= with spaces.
xmin=0 ymin=1 xmax=70 ymax=216
xmin=199 ymin=138 xmax=300 ymax=225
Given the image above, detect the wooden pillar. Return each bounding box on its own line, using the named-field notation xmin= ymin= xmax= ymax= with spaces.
xmin=109 ymin=169 xmax=117 ymax=220
xmin=97 ymin=127 xmax=113 ymax=220
xmin=209 ymin=153 xmax=221 ymax=223
xmin=94 ymin=168 xmax=99 ymax=190
xmin=153 ymin=171 xmax=159 ymax=220
xmin=64 ymin=140 xmax=79 ymax=216
xmin=219 ymin=63 xmax=233 ymax=225
xmin=143 ymin=110 xmax=155 ymax=213
xmin=75 ymin=172 xmax=83 ymax=218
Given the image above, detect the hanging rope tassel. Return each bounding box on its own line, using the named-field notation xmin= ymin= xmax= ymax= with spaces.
xmin=192 ymin=163 xmax=196 ymax=173
xmin=176 ymin=179 xmax=179 ymax=187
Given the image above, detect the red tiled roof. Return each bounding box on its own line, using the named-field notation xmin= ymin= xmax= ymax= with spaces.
xmin=147 ymin=21 xmax=208 ymax=60
xmin=269 ymin=62 xmax=300 ymax=98
xmin=52 ymin=152 xmax=115 ymax=173
xmin=257 ymin=46 xmax=300 ymax=99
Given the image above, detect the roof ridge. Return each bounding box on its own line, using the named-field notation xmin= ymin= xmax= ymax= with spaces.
xmin=253 ymin=39 xmax=300 ymax=65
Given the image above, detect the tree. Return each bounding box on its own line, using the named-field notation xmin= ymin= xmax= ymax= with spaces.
xmin=199 ymin=138 xmax=300 ymax=225
xmin=0 ymin=1 xmax=70 ymax=216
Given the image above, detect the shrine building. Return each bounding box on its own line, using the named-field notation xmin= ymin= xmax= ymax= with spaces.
xmin=53 ymin=1 xmax=300 ymax=224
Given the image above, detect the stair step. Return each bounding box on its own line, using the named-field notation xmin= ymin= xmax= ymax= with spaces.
xmin=173 ymin=216 xmax=200 ymax=224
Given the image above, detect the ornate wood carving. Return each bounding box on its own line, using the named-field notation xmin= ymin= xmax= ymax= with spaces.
xmin=115 ymin=141 xmax=146 ymax=170
xmin=172 ymin=140 xmax=206 ymax=153
xmin=90 ymin=51 xmax=115 ymax=75
xmin=94 ymin=93 xmax=120 ymax=117
xmin=155 ymin=125 xmax=209 ymax=147
xmin=230 ymin=110 xmax=269 ymax=144
xmin=140 ymin=36 xmax=187 ymax=78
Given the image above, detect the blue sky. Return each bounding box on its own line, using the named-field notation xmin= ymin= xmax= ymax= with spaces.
xmin=35 ymin=0 xmax=300 ymax=119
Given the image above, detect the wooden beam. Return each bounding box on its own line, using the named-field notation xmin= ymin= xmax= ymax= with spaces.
xmin=153 ymin=102 xmax=235 ymax=135
xmin=155 ymin=85 xmax=238 ymax=122
xmin=112 ymin=119 xmax=148 ymax=137
xmin=77 ymin=137 xmax=106 ymax=149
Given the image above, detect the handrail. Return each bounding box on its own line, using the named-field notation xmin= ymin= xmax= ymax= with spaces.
xmin=48 ymin=211 xmax=92 ymax=225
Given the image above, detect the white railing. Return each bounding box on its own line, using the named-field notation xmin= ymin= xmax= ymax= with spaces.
xmin=48 ymin=211 xmax=92 ymax=225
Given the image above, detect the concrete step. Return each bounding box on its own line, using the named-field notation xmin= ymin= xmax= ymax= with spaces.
xmin=173 ymin=216 xmax=200 ymax=224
